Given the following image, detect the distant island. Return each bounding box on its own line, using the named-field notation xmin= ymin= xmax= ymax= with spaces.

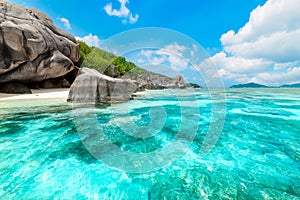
xmin=280 ymin=83 xmax=300 ymax=88
xmin=230 ymin=82 xmax=300 ymax=88
xmin=230 ymin=82 xmax=269 ymax=88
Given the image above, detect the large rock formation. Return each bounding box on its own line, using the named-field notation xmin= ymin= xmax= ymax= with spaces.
xmin=0 ymin=1 xmax=79 ymax=84
xmin=0 ymin=82 xmax=31 ymax=94
xmin=125 ymin=71 xmax=188 ymax=90
xmin=29 ymin=77 xmax=71 ymax=89
xmin=68 ymin=68 xmax=139 ymax=103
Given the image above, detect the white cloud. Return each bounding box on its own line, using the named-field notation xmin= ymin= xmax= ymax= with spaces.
xmin=137 ymin=59 xmax=145 ymax=63
xmin=220 ymin=0 xmax=300 ymax=63
xmin=150 ymin=57 xmax=165 ymax=65
xmin=196 ymin=52 xmax=272 ymax=74
xmin=137 ymin=43 xmax=190 ymax=72
xmin=104 ymin=0 xmax=139 ymax=24
xmin=223 ymin=29 xmax=300 ymax=63
xmin=59 ymin=17 xmax=71 ymax=30
xmin=190 ymin=50 xmax=194 ymax=57
xmin=156 ymin=44 xmax=189 ymax=71
xmin=157 ymin=43 xmax=186 ymax=57
xmin=273 ymin=62 xmax=300 ymax=71
xmin=193 ymin=0 xmax=300 ymax=86
xmin=139 ymin=49 xmax=153 ymax=58
xmin=128 ymin=13 xmax=139 ymax=24
xmin=251 ymin=67 xmax=300 ymax=86
xmin=168 ymin=55 xmax=189 ymax=72
xmin=190 ymin=43 xmax=199 ymax=57
xmin=104 ymin=0 xmax=130 ymax=17
xmin=75 ymin=34 xmax=102 ymax=47
xmin=197 ymin=52 xmax=300 ymax=86
xmin=192 ymin=43 xmax=199 ymax=51
xmin=218 ymin=68 xmax=251 ymax=84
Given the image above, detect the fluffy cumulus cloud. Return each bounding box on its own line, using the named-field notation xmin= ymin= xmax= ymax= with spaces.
xmin=157 ymin=44 xmax=189 ymax=71
xmin=190 ymin=43 xmax=199 ymax=57
xmin=250 ymin=67 xmax=300 ymax=86
xmin=197 ymin=0 xmax=300 ymax=86
xmin=75 ymin=34 xmax=102 ymax=47
xmin=104 ymin=0 xmax=139 ymax=24
xmin=199 ymin=52 xmax=272 ymax=74
xmin=138 ymin=43 xmax=190 ymax=72
xmin=222 ymin=29 xmax=300 ymax=63
xmin=59 ymin=17 xmax=71 ymax=30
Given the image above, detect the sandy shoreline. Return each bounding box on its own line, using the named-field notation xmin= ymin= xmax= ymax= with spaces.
xmin=0 ymin=88 xmax=157 ymax=103
xmin=0 ymin=88 xmax=69 ymax=102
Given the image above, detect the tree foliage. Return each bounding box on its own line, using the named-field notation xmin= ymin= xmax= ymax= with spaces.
xmin=75 ymin=40 xmax=138 ymax=77
xmin=112 ymin=57 xmax=136 ymax=76
xmin=75 ymin=41 xmax=92 ymax=67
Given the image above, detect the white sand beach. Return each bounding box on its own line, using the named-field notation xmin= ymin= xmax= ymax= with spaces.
xmin=0 ymin=88 xmax=69 ymax=102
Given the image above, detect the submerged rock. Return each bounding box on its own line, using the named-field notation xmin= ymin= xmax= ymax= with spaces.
xmin=0 ymin=1 xmax=79 ymax=84
xmin=67 ymin=68 xmax=138 ymax=103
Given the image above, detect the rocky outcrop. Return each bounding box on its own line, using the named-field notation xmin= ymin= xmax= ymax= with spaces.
xmin=29 ymin=76 xmax=71 ymax=89
xmin=0 ymin=1 xmax=79 ymax=84
xmin=174 ymin=75 xmax=186 ymax=88
xmin=126 ymin=72 xmax=188 ymax=90
xmin=0 ymin=82 xmax=31 ymax=94
xmin=67 ymin=68 xmax=138 ymax=103
xmin=103 ymin=64 xmax=119 ymax=78
xmin=186 ymin=83 xmax=202 ymax=88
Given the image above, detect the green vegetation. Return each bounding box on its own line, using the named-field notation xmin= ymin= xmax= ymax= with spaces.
xmin=76 ymin=41 xmax=140 ymax=76
xmin=75 ymin=41 xmax=92 ymax=67
xmin=74 ymin=40 xmax=174 ymax=88
xmin=112 ymin=57 xmax=135 ymax=76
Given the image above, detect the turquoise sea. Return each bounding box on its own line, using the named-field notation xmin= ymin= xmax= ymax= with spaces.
xmin=0 ymin=89 xmax=299 ymax=199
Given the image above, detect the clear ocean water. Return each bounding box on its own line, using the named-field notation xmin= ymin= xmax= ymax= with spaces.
xmin=0 ymin=89 xmax=299 ymax=199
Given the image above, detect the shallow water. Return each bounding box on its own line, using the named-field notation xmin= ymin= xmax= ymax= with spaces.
xmin=0 ymin=89 xmax=299 ymax=199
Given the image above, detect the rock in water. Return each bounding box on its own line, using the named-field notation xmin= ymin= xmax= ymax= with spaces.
xmin=68 ymin=68 xmax=139 ymax=103
xmin=0 ymin=1 xmax=79 ymax=83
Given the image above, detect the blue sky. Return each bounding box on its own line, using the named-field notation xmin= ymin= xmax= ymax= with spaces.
xmin=6 ymin=0 xmax=265 ymax=50
xmin=6 ymin=0 xmax=300 ymax=87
